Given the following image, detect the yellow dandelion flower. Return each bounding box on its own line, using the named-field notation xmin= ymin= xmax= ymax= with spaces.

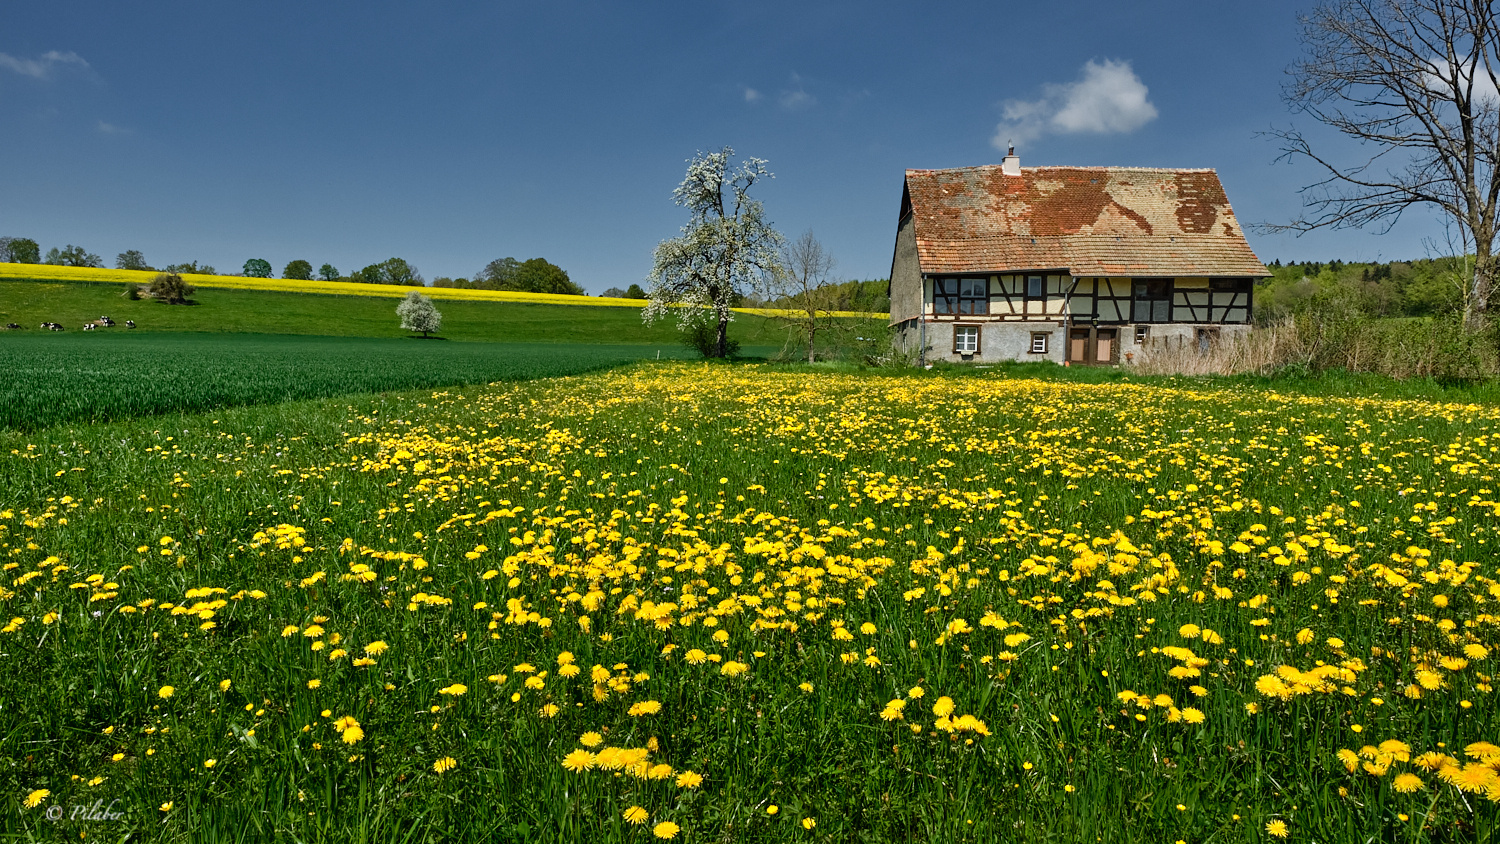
xmin=561 ymin=750 xmax=597 ymax=772
xmin=1179 ymin=623 xmax=1201 ymax=639
xmin=1266 ymin=819 xmax=1289 ymax=838
xmin=1378 ymin=739 xmax=1412 ymax=762
xmin=908 ymin=686 xmax=925 ymax=699
xmin=433 ymin=756 xmax=456 ymax=774
xmin=933 ymin=696 xmax=955 ymax=718
xmin=1452 ymin=762 xmax=1497 ymax=793
xmin=23 ymin=789 xmax=50 ymax=809
xmin=623 ymin=805 xmax=649 ymax=825
xmin=159 ymin=685 xmax=175 ymax=699
xmin=767 ymin=805 xmax=779 ymax=815
xmin=580 ymin=731 xmax=603 ymax=748
xmin=1414 ymin=751 xmax=1455 ymax=771
xmin=307 ymin=679 xmax=321 ymax=689
xmin=628 ymin=700 xmax=663 ymax=716
xmin=1393 ymin=772 xmax=1425 ymax=793
xmin=159 ymin=801 xmax=172 ymax=812
xmin=676 ymin=770 xmax=703 ymax=788
xmin=439 ymin=683 xmax=468 ymax=696
xmin=1465 ymin=741 xmax=1500 ymax=760
xmin=653 ymin=821 xmax=680 ymax=839
xmin=803 ymin=818 xmax=817 ymax=829
xmin=1181 ymin=707 xmax=1205 ymax=724
xmin=364 ymin=641 xmax=388 ymax=655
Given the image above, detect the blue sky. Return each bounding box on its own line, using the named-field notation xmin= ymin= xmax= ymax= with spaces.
xmin=1 ymin=1 xmax=1452 ymax=293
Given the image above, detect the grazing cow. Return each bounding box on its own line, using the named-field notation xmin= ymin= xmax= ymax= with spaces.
xmin=83 ymin=323 xmax=96 ymax=331
xmin=99 ymin=316 xmax=116 ymax=326
xmin=3 ymin=323 xmax=20 ymax=330
xmin=125 ymin=320 xmax=136 ymax=328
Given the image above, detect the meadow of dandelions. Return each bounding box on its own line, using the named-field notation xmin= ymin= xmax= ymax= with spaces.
xmin=3 ymin=362 xmax=1500 ymax=841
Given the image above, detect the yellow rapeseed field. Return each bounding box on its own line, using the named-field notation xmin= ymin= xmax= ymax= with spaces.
xmin=2 ymin=364 xmax=1497 ymax=841
xmin=0 ymin=262 xmax=884 ymax=317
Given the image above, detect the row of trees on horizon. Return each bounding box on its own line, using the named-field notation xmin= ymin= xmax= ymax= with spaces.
xmin=0 ymin=236 xmax=585 ymax=296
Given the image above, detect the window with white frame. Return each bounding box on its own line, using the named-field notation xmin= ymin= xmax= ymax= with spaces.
xmin=1029 ymin=332 xmax=1049 ymax=354
xmin=953 ymin=325 xmax=979 ymax=355
xmin=1026 ymin=275 xmax=1045 ymax=299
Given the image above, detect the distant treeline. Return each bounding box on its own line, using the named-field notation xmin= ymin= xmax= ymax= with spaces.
xmin=431 ymin=258 xmax=582 ymax=295
xmin=0 ymin=236 xmax=584 ymax=295
xmin=751 ymin=278 xmax=890 ymax=312
xmin=1258 ymin=258 xmax=1467 ymax=321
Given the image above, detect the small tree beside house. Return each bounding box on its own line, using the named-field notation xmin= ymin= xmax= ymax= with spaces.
xmin=760 ymin=229 xmax=840 ymax=363
xmin=397 ymin=291 xmax=442 ymax=338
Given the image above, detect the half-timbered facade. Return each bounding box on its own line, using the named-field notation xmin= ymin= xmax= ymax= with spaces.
xmin=889 ymin=152 xmax=1269 ymax=364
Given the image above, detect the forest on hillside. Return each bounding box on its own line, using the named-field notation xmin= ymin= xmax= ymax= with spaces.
xmin=1255 ymin=257 xmax=1466 ymax=321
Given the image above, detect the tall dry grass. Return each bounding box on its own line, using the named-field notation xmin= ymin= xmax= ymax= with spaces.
xmin=1132 ymin=316 xmax=1497 ymax=380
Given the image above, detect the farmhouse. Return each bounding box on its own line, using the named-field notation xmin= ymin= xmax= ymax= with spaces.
xmin=889 ymin=149 xmax=1269 ymax=365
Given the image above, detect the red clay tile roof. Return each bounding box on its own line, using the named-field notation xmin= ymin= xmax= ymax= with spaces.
xmin=904 ymin=165 xmax=1269 ymax=278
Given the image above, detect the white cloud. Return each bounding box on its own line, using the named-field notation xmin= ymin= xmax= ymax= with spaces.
xmin=1423 ymin=57 xmax=1500 ymax=105
xmin=97 ymin=120 xmax=130 ymax=135
xmin=993 ymin=58 xmax=1157 ymax=150
xmin=780 ymin=89 xmax=815 ymax=109
xmin=779 ymin=73 xmax=815 ymax=110
xmin=744 ymin=87 xmax=762 ymax=103
xmin=0 ymin=50 xmax=89 ymax=79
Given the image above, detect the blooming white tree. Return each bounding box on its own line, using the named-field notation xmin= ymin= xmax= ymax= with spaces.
xmin=644 ymin=147 xmax=785 ymax=358
xmin=396 ymin=291 xmax=442 ymax=338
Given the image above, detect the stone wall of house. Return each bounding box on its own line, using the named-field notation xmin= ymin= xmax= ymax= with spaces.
xmin=893 ymin=319 xmax=1067 ymax=365
xmin=895 ymin=318 xmax=1252 ymax=366
xmin=888 ymin=216 xmax=923 ymax=325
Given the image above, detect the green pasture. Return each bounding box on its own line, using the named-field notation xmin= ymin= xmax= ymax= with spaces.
xmin=0 ymin=278 xmax=828 ymax=347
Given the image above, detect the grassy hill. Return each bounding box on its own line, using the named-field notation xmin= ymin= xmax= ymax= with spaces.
xmin=0 ymin=277 xmax=870 ymax=349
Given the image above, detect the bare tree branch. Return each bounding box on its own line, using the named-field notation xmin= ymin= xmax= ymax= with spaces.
xmin=1265 ymin=0 xmax=1500 ymax=328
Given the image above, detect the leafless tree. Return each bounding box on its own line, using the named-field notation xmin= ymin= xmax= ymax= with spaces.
xmin=760 ymin=230 xmax=840 ymax=363
xmin=1268 ymin=0 xmax=1500 ymax=331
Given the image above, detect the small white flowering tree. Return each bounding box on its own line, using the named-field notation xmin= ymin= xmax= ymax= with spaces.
xmin=397 ymin=291 xmax=442 ymax=338
xmin=644 ymin=147 xmax=785 ymax=358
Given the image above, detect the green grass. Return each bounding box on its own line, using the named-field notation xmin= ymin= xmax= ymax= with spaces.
xmin=0 ymin=278 xmax=843 ymax=347
xmin=0 ymin=333 xmax=703 ymax=430
xmin=2 ymin=363 xmax=1498 ymax=842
